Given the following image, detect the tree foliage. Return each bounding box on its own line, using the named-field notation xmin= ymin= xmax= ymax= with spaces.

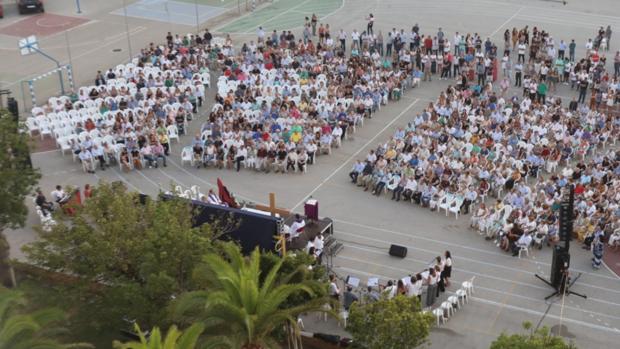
xmin=113 ymin=323 xmax=205 ymax=349
xmin=0 ymin=109 xmax=40 ymax=232
xmin=173 ymin=244 xmax=332 ymax=349
xmin=0 ymin=109 xmax=41 ymax=286
xmin=22 ymin=182 xmax=221 ymax=328
xmin=490 ymin=321 xmax=577 ymax=349
xmin=347 ymin=294 xmax=434 ymax=349
xmin=0 ymin=287 xmax=91 ymax=349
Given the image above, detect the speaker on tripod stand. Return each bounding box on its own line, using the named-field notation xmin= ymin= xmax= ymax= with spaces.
xmin=535 ymin=185 xmax=586 ymax=300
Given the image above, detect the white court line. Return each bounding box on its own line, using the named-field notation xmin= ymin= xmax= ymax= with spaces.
xmin=110 ymin=167 xmax=142 ymax=192
xmin=1 ymin=26 xmax=147 ymax=88
xmin=242 ymin=0 xmax=314 ymax=34
xmin=488 ymin=6 xmax=524 ymax=38
xmin=290 ymin=98 xmax=420 ymax=211
xmin=337 ymin=239 xmax=620 ymax=302
xmin=336 ymin=256 xmax=620 ymax=323
xmin=135 ymin=168 xmax=164 ymax=191
xmin=337 ymin=264 xmax=620 ymax=335
xmin=333 ymin=217 xmax=620 ymax=282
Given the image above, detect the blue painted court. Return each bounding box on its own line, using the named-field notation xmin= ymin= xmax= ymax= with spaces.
xmin=111 ymin=0 xmax=229 ymax=26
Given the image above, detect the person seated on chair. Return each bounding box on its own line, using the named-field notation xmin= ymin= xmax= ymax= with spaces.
xmin=470 ymin=203 xmax=488 ymax=230
xmin=274 ymin=146 xmax=288 ymax=173
xmin=141 ymin=143 xmax=157 ymax=168
xmin=152 ymin=142 xmax=167 ymax=167
xmin=297 ymin=150 xmax=308 ymax=173
xmin=120 ymin=148 xmax=132 ymax=172
xmin=342 ymin=286 xmax=358 ymax=311
xmin=372 ymin=170 xmax=389 ymax=196
xmin=51 ymin=185 xmax=69 ymax=205
xmin=35 ymin=189 xmax=54 ymax=216
xmin=79 ymin=148 xmax=96 ymax=174
xmin=289 ymin=214 xmax=306 ymax=239
xmin=91 ymin=144 xmax=106 ymax=170
xmin=235 ymin=145 xmax=247 ymax=172
xmin=512 ymin=230 xmax=532 ymax=256
xmin=609 ymin=228 xmax=620 ymax=252
xmin=286 ymin=149 xmax=298 ymax=172
xmin=206 ymin=189 xmax=223 ymax=206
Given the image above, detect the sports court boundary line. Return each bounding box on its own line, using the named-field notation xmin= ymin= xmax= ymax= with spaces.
xmin=333 ymin=217 xmax=620 ymax=282
xmin=290 ymin=98 xmax=419 ymax=212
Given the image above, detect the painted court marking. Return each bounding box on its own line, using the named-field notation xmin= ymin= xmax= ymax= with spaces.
xmin=290 ymin=98 xmax=419 ymax=211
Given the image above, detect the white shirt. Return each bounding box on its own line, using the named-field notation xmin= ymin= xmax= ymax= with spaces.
xmin=329 ymin=281 xmax=340 ymax=296
xmin=517 ymin=234 xmax=532 ymax=247
xmin=51 ymin=189 xmax=66 ymax=203
xmin=290 ymin=219 xmax=306 ymax=237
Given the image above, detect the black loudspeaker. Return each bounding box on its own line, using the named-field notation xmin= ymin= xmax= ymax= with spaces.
xmin=389 ymin=244 xmax=407 ymax=258
xmin=550 ymin=246 xmax=570 ymax=289
xmin=313 ymin=333 xmax=340 ymax=344
xmin=7 ymin=97 xmax=18 ymax=121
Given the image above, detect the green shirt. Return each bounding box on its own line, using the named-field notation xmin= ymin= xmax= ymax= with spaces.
xmin=537 ymin=83 xmax=547 ymax=95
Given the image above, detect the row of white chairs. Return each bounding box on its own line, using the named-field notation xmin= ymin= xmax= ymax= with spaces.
xmin=432 ymin=276 xmax=475 ymax=326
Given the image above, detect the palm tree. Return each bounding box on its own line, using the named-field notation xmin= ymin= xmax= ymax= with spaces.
xmin=113 ymin=323 xmax=205 ymax=349
xmin=173 ymin=244 xmax=332 ymax=349
xmin=0 ymin=288 xmax=91 ymax=349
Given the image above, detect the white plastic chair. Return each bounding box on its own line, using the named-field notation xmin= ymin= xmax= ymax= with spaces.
xmin=167 ymin=125 xmax=179 ymax=143
xmin=448 ymin=196 xmax=465 ymax=218
xmin=462 ymin=276 xmax=475 ymax=297
xmin=518 ymin=242 xmax=531 ymax=258
xmin=440 ymin=301 xmax=454 ymax=318
xmin=456 ymin=288 xmax=468 ymax=305
xmin=447 ymin=295 xmax=460 ymax=309
xmin=181 ymin=146 xmax=193 ymax=166
xmin=433 ymin=308 xmax=446 ymax=326
xmin=339 ymin=310 xmax=349 ymax=328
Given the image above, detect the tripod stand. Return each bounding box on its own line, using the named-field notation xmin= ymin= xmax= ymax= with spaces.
xmin=535 ymin=271 xmax=587 ymax=300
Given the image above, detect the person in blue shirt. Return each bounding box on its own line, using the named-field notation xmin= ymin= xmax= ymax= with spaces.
xmin=270 ymin=123 xmax=281 ymax=133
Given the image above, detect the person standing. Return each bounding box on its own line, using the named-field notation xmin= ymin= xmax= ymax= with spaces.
xmin=329 ymin=274 xmax=340 ymax=298
xmin=605 ymin=25 xmax=612 ymax=50
xmin=476 ymin=60 xmax=486 ymax=86
xmin=558 ymin=40 xmax=566 ymax=59
xmin=614 ymin=50 xmax=620 ymax=78
xmin=443 ymin=251 xmax=452 ymax=287
xmin=426 ymin=268 xmax=438 ymax=306
xmin=366 ymin=13 xmax=374 ymax=35
xmin=311 ymin=13 xmax=317 ymax=36
xmin=592 ymin=236 xmax=604 ymax=269
xmin=578 ymin=78 xmax=589 ymax=104
xmin=569 ymin=39 xmax=576 ymax=61
xmin=351 ymin=29 xmax=360 ymax=50
xmin=537 ymin=80 xmax=547 ymax=104
xmin=376 ymin=31 xmax=384 ymax=56
xmin=517 ymin=41 xmax=526 ymax=63
xmin=514 ymin=61 xmax=523 ymax=87
xmin=338 ymin=29 xmax=347 ymax=52
xmin=385 ymin=32 xmax=393 ymax=57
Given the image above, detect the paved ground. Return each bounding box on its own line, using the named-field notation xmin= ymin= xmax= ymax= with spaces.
xmin=3 ymin=0 xmax=620 ymax=348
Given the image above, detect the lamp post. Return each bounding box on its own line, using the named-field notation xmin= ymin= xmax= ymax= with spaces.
xmin=194 ymin=0 xmax=200 ymax=34
xmin=122 ymin=0 xmax=133 ymax=60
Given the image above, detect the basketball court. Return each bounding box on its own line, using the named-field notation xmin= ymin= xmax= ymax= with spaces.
xmin=217 ymin=0 xmax=344 ymax=34
xmin=0 ymin=13 xmax=90 ymax=37
xmin=109 ymin=0 xmax=229 ymax=26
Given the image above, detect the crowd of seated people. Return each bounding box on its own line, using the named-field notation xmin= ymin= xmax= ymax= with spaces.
xmin=349 ymin=80 xmax=619 ymax=255
xmin=181 ymin=25 xmax=415 ymax=174
xmin=25 ymin=32 xmax=214 ymax=174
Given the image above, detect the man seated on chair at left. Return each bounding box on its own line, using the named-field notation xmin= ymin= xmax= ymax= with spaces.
xmin=512 ymin=230 xmax=532 ymax=257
